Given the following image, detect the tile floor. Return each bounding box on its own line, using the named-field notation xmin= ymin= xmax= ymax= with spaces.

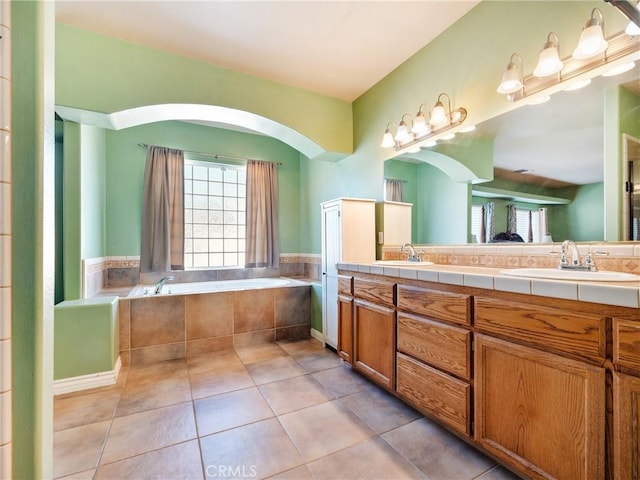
xmin=54 ymin=338 xmax=521 ymax=480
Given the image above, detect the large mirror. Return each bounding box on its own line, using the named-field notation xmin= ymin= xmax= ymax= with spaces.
xmin=384 ymin=66 xmax=640 ymax=244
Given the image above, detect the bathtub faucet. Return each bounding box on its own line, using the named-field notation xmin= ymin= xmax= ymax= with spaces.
xmin=154 ymin=275 xmax=175 ymax=294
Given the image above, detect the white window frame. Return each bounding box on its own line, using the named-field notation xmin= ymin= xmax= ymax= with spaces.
xmin=183 ymin=159 xmax=246 ymax=269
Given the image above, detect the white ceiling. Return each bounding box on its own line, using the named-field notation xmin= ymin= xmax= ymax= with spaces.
xmin=55 ymin=0 xmax=480 ymax=102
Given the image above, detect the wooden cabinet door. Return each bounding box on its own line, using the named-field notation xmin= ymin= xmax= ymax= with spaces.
xmin=475 ymin=334 xmax=605 ymax=480
xmin=337 ymin=295 xmax=353 ymax=364
xmin=613 ymin=372 xmax=640 ymax=480
xmin=353 ymin=299 xmax=395 ymax=390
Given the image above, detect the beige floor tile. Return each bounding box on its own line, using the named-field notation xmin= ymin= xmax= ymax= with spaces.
xmin=234 ymin=343 xmax=288 ymax=365
xmin=116 ymin=373 xmax=192 ymax=416
xmin=101 ymin=402 xmax=197 ymax=465
xmin=126 ymin=357 xmax=188 ymax=384
xmin=258 ymin=374 xmax=334 ymax=415
xmin=266 ymin=464 xmax=314 ymax=480
xmin=187 ymin=349 xmax=244 ymax=375
xmin=277 ymin=338 xmax=325 ymax=357
xmin=200 ymin=418 xmax=303 ymax=479
xmin=54 ymin=389 xmax=120 ymax=431
xmin=312 ymin=365 xmax=377 ymax=397
xmin=278 ymin=400 xmax=374 ymax=462
xmin=308 ymin=437 xmax=426 ymax=479
xmin=295 ymin=351 xmax=344 ymax=373
xmin=475 ymin=465 xmax=522 ymax=480
xmin=58 ymin=469 xmax=96 ymax=480
xmin=189 ymin=364 xmax=255 ymax=399
xmin=339 ymin=387 xmax=422 ymax=434
xmin=194 ymin=387 xmax=274 ymax=436
xmin=382 ymin=418 xmax=497 ymax=479
xmin=53 ymin=420 xmax=110 ymax=479
xmin=246 ymin=356 xmax=306 ymax=385
xmin=95 ymin=440 xmax=203 ymax=480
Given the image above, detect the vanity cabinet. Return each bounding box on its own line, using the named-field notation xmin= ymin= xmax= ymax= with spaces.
xmin=613 ymin=319 xmax=640 ymax=480
xmin=395 ymin=285 xmax=472 ymax=436
xmin=352 ymin=277 xmax=395 ymax=390
xmin=474 ymin=297 xmax=607 ymax=480
xmin=337 ymin=276 xmax=354 ymax=363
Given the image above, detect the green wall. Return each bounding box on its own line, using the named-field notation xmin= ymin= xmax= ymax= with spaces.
xmin=103 ymin=120 xmax=302 ymax=256
xmin=12 ymin=1 xmax=55 ymax=478
xmin=55 ymin=24 xmax=353 ymax=156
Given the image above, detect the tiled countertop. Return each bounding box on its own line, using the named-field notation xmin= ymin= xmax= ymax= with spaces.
xmin=337 ymin=262 xmax=640 ymax=309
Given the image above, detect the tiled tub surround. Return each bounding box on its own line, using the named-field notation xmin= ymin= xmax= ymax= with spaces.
xmin=83 ymin=254 xmax=321 ymax=298
xmin=382 ymin=242 xmax=640 ymax=274
xmin=118 ymin=281 xmax=311 ymax=366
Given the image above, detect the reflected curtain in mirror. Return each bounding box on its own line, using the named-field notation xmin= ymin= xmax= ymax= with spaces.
xmin=245 ymin=160 xmax=279 ymax=268
xmin=485 ymin=202 xmax=495 ymax=243
xmin=140 ymin=146 xmax=185 ymax=273
xmin=385 ymin=179 xmax=404 ymax=202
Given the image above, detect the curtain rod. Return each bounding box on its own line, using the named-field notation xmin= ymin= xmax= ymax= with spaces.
xmin=384 ymin=177 xmax=408 ymax=183
xmin=137 ymin=143 xmax=283 ymax=166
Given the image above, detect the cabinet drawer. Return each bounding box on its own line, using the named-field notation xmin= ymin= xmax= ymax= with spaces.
xmin=353 ymin=278 xmax=394 ymax=308
xmin=475 ymin=297 xmax=606 ymax=364
xmin=397 ymin=285 xmax=471 ymax=326
xmin=338 ymin=275 xmax=353 ymax=296
xmin=614 ymin=319 xmax=640 ymax=374
xmin=396 ymin=352 xmax=471 ymax=436
xmin=397 ymin=313 xmax=471 ymax=380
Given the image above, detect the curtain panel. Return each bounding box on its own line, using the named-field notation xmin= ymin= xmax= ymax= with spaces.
xmin=245 ymin=160 xmax=279 ymax=268
xmin=385 ymin=179 xmax=404 ymax=202
xmin=140 ymin=146 xmax=185 ymax=273
xmin=506 ymin=203 xmax=518 ymax=234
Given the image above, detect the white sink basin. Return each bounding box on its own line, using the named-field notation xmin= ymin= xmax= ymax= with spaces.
xmin=500 ymin=268 xmax=640 ymax=282
xmin=373 ymin=260 xmax=435 ymax=267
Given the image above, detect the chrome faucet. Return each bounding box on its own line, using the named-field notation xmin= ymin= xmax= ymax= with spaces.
xmin=154 ymin=275 xmax=174 ymax=294
xmin=401 ymin=243 xmax=422 ymax=262
xmin=559 ymin=240 xmax=597 ymax=271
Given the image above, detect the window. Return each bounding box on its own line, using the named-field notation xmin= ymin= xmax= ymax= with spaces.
xmin=514 ymin=208 xmax=540 ymax=242
xmin=470 ymin=204 xmax=484 ymax=242
xmin=183 ymin=160 xmax=246 ymax=268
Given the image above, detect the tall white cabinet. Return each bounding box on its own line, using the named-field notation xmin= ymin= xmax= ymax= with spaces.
xmin=321 ymin=198 xmax=375 ymax=348
xmin=375 ymin=201 xmax=413 ymax=259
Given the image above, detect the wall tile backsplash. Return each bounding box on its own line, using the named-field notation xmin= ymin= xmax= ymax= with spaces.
xmin=383 ymin=243 xmax=640 ymax=274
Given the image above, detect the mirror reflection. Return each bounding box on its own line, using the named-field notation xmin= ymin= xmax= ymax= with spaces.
xmin=384 ymin=67 xmax=640 ymax=245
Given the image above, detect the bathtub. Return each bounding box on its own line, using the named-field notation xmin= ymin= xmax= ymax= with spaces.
xmin=128 ymin=277 xmax=298 ymax=297
xmin=121 ymin=276 xmax=312 ymax=365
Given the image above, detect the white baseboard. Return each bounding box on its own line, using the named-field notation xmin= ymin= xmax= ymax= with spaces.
xmin=310 ymin=328 xmax=324 ymax=343
xmin=53 ymin=357 xmax=121 ymax=396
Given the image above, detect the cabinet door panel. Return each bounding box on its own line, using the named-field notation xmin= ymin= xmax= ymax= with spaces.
xmin=397 ymin=313 xmax=471 ymax=380
xmin=353 ymin=300 xmax=395 ymax=390
xmin=397 ymin=353 xmax=471 ymax=436
xmin=613 ymin=372 xmax=640 ymax=480
xmin=337 ymin=295 xmax=353 ymax=364
xmin=614 ymin=319 xmax=640 ymax=376
xmin=475 ymin=334 xmax=605 ymax=480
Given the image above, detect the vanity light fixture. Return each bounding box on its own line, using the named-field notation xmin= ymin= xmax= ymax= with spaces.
xmin=563 ymin=78 xmax=592 ymax=91
xmin=380 ymin=122 xmax=397 ymax=148
xmin=602 ymin=61 xmax=636 ymax=76
xmin=429 ymin=93 xmax=451 ymax=126
xmin=533 ymin=32 xmax=564 ymax=77
xmin=497 ymin=53 xmax=523 ymax=94
xmin=459 ymin=124 xmax=476 ymax=133
xmin=394 ymin=114 xmax=414 ymax=143
xmin=625 ymin=1 xmax=640 ymax=35
xmin=411 ymin=104 xmax=431 ymax=136
xmin=573 ymin=8 xmax=608 ymax=59
xmin=380 ymin=92 xmax=469 ymax=152
xmin=497 ymin=9 xmax=639 ymax=105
